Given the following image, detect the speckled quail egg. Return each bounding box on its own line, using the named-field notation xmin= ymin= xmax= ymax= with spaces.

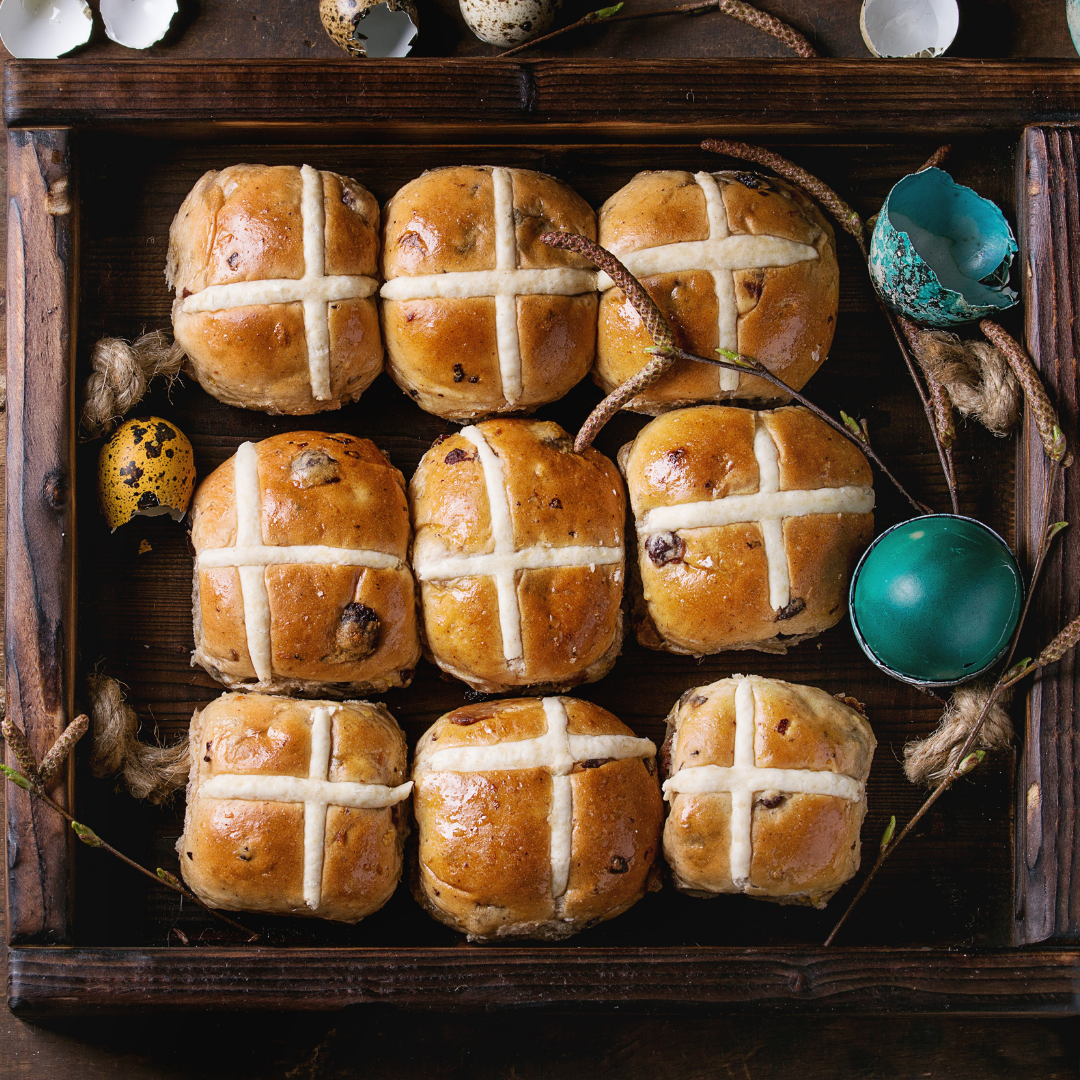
xmin=98 ymin=417 xmax=196 ymax=531
xmin=320 ymin=0 xmax=418 ymax=57
xmin=458 ymin=0 xmax=560 ymax=48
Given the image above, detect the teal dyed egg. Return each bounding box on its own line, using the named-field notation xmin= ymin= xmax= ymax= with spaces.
xmin=869 ymin=168 xmax=1018 ymax=327
xmin=850 ymin=515 xmax=1022 ymax=686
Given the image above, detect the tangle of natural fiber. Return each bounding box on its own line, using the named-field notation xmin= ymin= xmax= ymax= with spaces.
xmin=907 ymin=327 xmax=1021 ymax=437
xmin=903 ymin=684 xmax=1014 ymax=787
xmin=87 ymin=674 xmax=189 ymax=804
xmin=81 ymin=331 xmax=186 ymax=438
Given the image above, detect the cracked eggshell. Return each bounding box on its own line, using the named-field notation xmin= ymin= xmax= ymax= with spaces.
xmin=869 ymin=167 xmax=1018 ymax=327
xmin=459 ymin=0 xmax=559 ymax=48
xmin=100 ymin=0 xmax=178 ymax=49
xmin=860 ymin=0 xmax=958 ymax=58
xmin=320 ymin=0 xmax=418 ymax=57
xmin=98 ymin=417 xmax=196 ymax=532
xmin=0 ymin=0 xmax=92 ymax=59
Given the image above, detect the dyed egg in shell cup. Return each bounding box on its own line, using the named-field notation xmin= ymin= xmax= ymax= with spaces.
xmin=869 ymin=168 xmax=1018 ymax=327
xmin=849 ymin=515 xmax=1023 ymax=689
xmin=97 ymin=417 xmax=196 ymax=531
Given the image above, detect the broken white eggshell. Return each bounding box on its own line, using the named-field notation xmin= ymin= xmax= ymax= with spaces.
xmin=0 ymin=0 xmax=92 ymax=59
xmin=459 ymin=0 xmax=560 ymax=48
xmin=100 ymin=0 xmax=178 ymax=49
xmin=320 ymin=0 xmax=418 ymax=58
xmin=860 ymin=0 xmax=958 ymax=58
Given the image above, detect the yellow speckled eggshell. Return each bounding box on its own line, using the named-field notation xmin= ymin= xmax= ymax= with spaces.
xmin=97 ymin=417 xmax=196 ymax=531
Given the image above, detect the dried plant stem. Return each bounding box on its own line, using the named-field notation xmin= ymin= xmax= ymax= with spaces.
xmin=541 ymin=230 xmax=677 ymax=452
xmin=668 ymin=345 xmax=931 ymax=515
xmin=917 ymin=145 xmax=952 ymax=172
xmin=702 ymin=139 xmax=959 ymax=513
xmin=1 ymin=715 xmax=257 ymax=942
xmin=825 ymin=461 xmax=1064 ymax=946
xmin=980 ymin=319 xmax=1073 ymax=466
xmin=496 ymin=0 xmax=817 ymax=59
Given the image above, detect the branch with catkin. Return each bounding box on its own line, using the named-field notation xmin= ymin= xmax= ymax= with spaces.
xmin=0 ymin=704 xmax=255 ymax=941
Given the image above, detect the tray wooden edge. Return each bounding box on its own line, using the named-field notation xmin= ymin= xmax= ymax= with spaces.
xmin=4 ymin=128 xmax=78 ymax=948
xmin=6 ymin=945 xmax=1080 ymax=1017
xmin=4 ymin=105 xmax=1080 ymax=1011
xmin=1015 ymin=124 xmax=1080 ymax=946
xmin=5 ymin=59 xmax=1080 ymax=136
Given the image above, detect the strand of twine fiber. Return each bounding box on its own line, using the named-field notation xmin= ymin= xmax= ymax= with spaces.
xmin=81 ymin=331 xmax=186 ymax=438
xmin=903 ymin=684 xmax=1014 ymax=786
xmin=87 ymin=674 xmax=189 ymax=805
xmin=900 ymin=319 xmax=1021 ymax=438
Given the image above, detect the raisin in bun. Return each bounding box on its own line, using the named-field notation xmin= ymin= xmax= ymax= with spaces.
xmin=412 ymin=695 xmax=662 ymax=940
xmin=409 ymin=419 xmax=625 ymax=693
xmin=179 ymin=693 xmax=411 ymax=923
xmin=595 ymin=169 xmax=838 ymax=413
xmin=661 ymin=676 xmax=875 ymax=907
xmin=190 ymin=431 xmax=420 ymax=695
xmin=167 ymin=163 xmax=383 ymax=415
xmin=620 ymin=405 xmax=874 ymax=656
xmin=380 ymin=166 xmax=598 ymax=419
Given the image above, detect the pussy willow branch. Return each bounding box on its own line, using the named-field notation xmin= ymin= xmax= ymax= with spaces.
xmin=1 ymin=716 xmax=257 ymax=942
xmin=825 ymin=460 xmax=1064 ymax=946
xmin=540 ymin=230 xmax=930 ymax=514
xmin=702 ymin=138 xmax=959 ymax=514
xmin=496 ymin=0 xmax=817 ymax=59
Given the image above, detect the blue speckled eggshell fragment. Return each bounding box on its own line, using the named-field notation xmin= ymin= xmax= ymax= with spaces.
xmin=869 ymin=168 xmax=1018 ymax=327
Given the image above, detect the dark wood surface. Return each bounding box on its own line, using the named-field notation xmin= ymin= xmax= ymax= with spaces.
xmin=2 ymin=0 xmax=1080 ymax=1074
xmin=1016 ymin=125 xmax=1080 ymax=946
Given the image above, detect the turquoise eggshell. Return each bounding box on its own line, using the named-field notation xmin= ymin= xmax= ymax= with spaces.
xmin=869 ymin=168 xmax=1018 ymax=327
xmin=850 ymin=515 xmax=1022 ymax=685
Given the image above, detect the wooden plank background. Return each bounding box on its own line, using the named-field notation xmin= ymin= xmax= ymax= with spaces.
xmin=2 ymin=0 xmax=1080 ymax=1074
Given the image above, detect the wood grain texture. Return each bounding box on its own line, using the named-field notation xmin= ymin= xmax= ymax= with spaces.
xmin=8 ymin=945 xmax=1080 ymax=1016
xmin=4 ymin=131 xmax=77 ymax=947
xmin=1016 ymin=125 xmax=1080 ymax=946
xmin=6 ymin=60 xmax=1080 ymax=136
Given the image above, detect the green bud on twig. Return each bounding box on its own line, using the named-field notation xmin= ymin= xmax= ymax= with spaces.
xmin=957 ymin=749 xmax=986 ymax=776
xmin=71 ymin=821 xmax=104 ymax=848
xmin=879 ymin=815 xmax=896 ymax=852
xmin=1 ymin=718 xmax=42 ymax=790
xmin=1047 ymin=521 xmax=1069 ymax=543
xmin=840 ymin=411 xmax=867 ymax=443
xmin=0 ymin=762 xmax=34 ymax=792
xmin=157 ymin=868 xmax=182 ymax=889
xmin=589 ymin=2 xmax=623 ymax=17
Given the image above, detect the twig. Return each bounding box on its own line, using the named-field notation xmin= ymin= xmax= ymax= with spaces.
xmin=825 ymin=460 xmax=1065 ymax=946
xmin=671 ymin=345 xmax=931 ymax=515
xmin=496 ymin=0 xmax=817 ymax=59
xmin=1 ymin=715 xmax=258 ymax=942
xmin=980 ymin=320 xmax=1073 ymax=466
xmin=541 ymin=229 xmax=930 ymax=513
xmin=702 ymin=139 xmax=959 ymax=512
xmin=540 ymin=231 xmax=677 ymax=453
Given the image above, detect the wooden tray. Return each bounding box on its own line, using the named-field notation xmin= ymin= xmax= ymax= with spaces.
xmin=5 ymin=59 xmax=1080 ymax=1016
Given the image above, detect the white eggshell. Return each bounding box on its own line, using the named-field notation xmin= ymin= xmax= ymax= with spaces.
xmin=100 ymin=0 xmax=178 ymax=49
xmin=357 ymin=1 xmax=417 ymax=57
xmin=0 ymin=0 xmax=92 ymax=59
xmin=860 ymin=0 xmax=958 ymax=58
xmin=459 ymin=0 xmax=559 ymax=48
